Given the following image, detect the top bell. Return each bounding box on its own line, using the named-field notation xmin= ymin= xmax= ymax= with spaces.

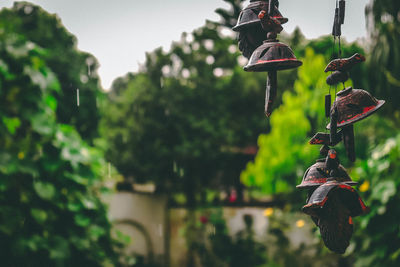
xmin=329 ymin=87 xmax=385 ymax=128
xmin=232 ymin=0 xmax=288 ymax=32
xmin=244 ymin=40 xmax=302 ymax=72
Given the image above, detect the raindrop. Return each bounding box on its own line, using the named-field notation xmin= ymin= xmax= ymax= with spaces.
xmin=76 ymin=88 xmax=80 ymax=107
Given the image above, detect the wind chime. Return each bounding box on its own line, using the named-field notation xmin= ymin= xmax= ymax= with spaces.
xmin=232 ymin=0 xmax=302 ymax=117
xmin=233 ymin=0 xmax=385 ymax=253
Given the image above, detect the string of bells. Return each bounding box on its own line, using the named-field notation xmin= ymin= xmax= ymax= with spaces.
xmin=232 ymin=0 xmax=385 ymax=254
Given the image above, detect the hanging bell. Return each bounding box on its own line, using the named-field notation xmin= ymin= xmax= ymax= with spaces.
xmin=296 ymin=159 xmax=357 ymax=188
xmin=327 ymin=87 xmax=385 ymax=128
xmin=244 ymin=40 xmax=302 ymax=72
xmin=233 ymin=0 xmax=288 ymax=59
xmin=303 ymin=181 xmax=369 ymax=219
xmin=243 ymin=40 xmax=302 ymax=116
xmin=302 ymin=181 xmax=369 ymax=254
xmin=232 ymin=0 xmax=288 ymax=32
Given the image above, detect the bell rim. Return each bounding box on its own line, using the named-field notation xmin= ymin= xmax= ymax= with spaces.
xmin=232 ymin=16 xmax=288 ymax=31
xmin=326 ymin=99 xmax=385 ymax=129
xmin=244 ymin=58 xmax=302 ymax=72
xmin=232 ymin=20 xmax=260 ymax=31
xmin=296 ymin=180 xmax=358 ymax=189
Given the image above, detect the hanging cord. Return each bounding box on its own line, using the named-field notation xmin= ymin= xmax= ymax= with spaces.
xmin=326 ymin=0 xmax=340 ymax=130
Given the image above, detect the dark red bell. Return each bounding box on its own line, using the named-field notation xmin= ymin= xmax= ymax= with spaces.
xmin=232 ymin=0 xmax=288 ymax=32
xmin=303 ymin=181 xmax=369 ymax=218
xmin=296 ymin=159 xmax=357 ymax=188
xmin=328 ymin=87 xmax=385 ymax=128
xmin=244 ymin=40 xmax=302 ymax=72
xmin=302 ymin=181 xmax=369 ymax=254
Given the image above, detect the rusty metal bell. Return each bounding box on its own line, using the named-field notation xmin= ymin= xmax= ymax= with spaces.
xmin=302 ymin=181 xmax=369 ymax=254
xmin=302 ymin=181 xmax=369 ymax=218
xmin=232 ymin=0 xmax=288 ymax=32
xmin=328 ymin=87 xmax=385 ymax=128
xmin=244 ymin=40 xmax=302 ymax=72
xmin=296 ymin=159 xmax=357 ymax=188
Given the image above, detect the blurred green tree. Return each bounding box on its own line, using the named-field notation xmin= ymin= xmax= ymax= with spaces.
xmin=351 ymin=134 xmax=400 ymax=267
xmin=365 ymin=0 xmax=400 ymax=116
xmin=0 ymin=2 xmax=103 ymax=142
xmin=344 ymin=0 xmax=400 ymax=266
xmin=101 ymin=0 xmax=270 ymax=206
xmin=0 ymin=29 xmax=120 ymax=267
xmin=241 ymin=48 xmax=327 ymax=195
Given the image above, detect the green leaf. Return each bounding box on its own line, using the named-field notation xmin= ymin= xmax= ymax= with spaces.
xmin=2 ymin=117 xmax=21 ymax=135
xmin=31 ymin=113 xmax=55 ymax=135
xmin=74 ymin=214 xmax=91 ymax=227
xmin=49 ymin=236 xmax=69 ymax=260
xmin=371 ymin=180 xmax=396 ymax=204
xmin=31 ymin=208 xmax=48 ymax=224
xmin=33 ymin=182 xmax=55 ymax=200
xmin=45 ymin=94 xmax=57 ymax=111
xmin=89 ymin=225 xmax=106 ymax=241
xmin=67 ymin=202 xmax=82 ymax=212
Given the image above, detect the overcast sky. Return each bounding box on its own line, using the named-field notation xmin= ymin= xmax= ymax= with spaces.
xmin=0 ymin=0 xmax=370 ymax=89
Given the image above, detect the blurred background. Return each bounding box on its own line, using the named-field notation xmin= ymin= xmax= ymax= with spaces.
xmin=0 ymin=0 xmax=399 ymax=266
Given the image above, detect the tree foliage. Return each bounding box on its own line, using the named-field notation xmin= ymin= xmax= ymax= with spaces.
xmin=101 ymin=14 xmax=269 ymax=204
xmin=0 ymin=19 xmax=119 ymax=267
xmin=365 ymin=0 xmax=400 ymax=116
xmin=0 ymin=2 xmax=103 ymax=142
xmin=241 ymin=49 xmax=327 ymax=194
xmin=348 ymin=134 xmax=400 ymax=266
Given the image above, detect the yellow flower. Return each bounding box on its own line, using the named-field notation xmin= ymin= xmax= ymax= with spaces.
xmin=359 ymin=181 xmax=370 ymax=192
xmin=263 ymin=207 xmax=274 ymax=217
xmin=296 ymin=219 xmax=305 ymax=228
xmin=18 ymin=152 xmax=25 ymax=159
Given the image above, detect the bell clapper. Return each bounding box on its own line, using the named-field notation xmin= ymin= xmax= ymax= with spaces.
xmin=330 ymin=106 xmax=338 ymax=145
xmin=325 ymin=94 xmax=332 ymax=118
xmin=342 ymin=125 xmax=356 ymax=162
xmin=265 ymin=71 xmax=277 ymax=117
